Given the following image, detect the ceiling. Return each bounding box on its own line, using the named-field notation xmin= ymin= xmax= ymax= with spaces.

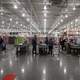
xmin=0 ymin=0 xmax=80 ymax=34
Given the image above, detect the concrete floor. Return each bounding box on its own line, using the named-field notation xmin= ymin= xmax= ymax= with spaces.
xmin=0 ymin=45 xmax=80 ymax=80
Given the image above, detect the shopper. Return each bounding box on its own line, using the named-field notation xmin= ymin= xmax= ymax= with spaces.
xmin=45 ymin=37 xmax=48 ymax=45
xmin=61 ymin=38 xmax=66 ymax=51
xmin=48 ymin=38 xmax=54 ymax=55
xmin=32 ymin=35 xmax=37 ymax=54
xmin=0 ymin=36 xmax=3 ymax=50
xmin=39 ymin=41 xmax=43 ymax=55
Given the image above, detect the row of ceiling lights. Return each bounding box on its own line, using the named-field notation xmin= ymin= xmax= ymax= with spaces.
xmin=59 ymin=18 xmax=79 ymax=32
xmin=63 ymin=18 xmax=79 ymax=29
xmin=13 ymin=4 xmax=30 ymax=22
xmin=43 ymin=1 xmax=47 ymax=33
xmin=0 ymin=0 xmax=40 ymax=32
xmin=13 ymin=2 xmax=40 ymax=32
xmin=48 ymin=5 xmax=78 ymax=34
xmin=0 ymin=16 xmax=27 ymax=29
xmin=0 ymin=3 xmax=31 ymax=30
xmin=55 ymin=6 xmax=77 ymax=28
xmin=0 ymin=4 xmax=29 ymax=29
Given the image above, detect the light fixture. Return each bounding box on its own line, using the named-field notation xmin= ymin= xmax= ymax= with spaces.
xmin=21 ymin=68 xmax=25 ymax=73
xmin=26 ymin=18 xmax=30 ymax=22
xmin=65 ymin=14 xmax=68 ymax=18
xmin=73 ymin=6 xmax=76 ymax=11
xmin=13 ymin=4 xmax=18 ymax=9
xmin=20 ymin=24 xmax=23 ymax=26
xmin=10 ymin=18 xmax=12 ymax=21
xmin=22 ymin=13 xmax=25 ymax=17
xmin=1 ymin=12 xmax=3 ymax=15
xmin=16 ymin=21 xmax=18 ymax=24
xmin=71 ymin=22 xmax=73 ymax=25
xmin=44 ymin=19 xmax=47 ymax=22
xmin=44 ymin=5 xmax=47 ymax=10
xmin=61 ymin=19 xmax=63 ymax=22
xmin=58 ymin=22 xmax=60 ymax=25
xmin=44 ymin=13 xmax=47 ymax=17
xmin=75 ymin=19 xmax=78 ymax=22
xmin=2 ymin=21 xmax=5 ymax=24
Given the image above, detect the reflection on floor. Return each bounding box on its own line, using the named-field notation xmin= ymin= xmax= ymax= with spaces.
xmin=0 ymin=45 xmax=80 ymax=80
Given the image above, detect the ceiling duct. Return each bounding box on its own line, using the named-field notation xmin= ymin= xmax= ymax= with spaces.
xmin=49 ymin=0 xmax=68 ymax=8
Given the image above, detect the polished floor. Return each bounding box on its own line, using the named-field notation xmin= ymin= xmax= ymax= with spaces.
xmin=0 ymin=45 xmax=80 ymax=80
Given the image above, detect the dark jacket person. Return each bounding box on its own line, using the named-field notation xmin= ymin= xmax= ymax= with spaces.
xmin=48 ymin=38 xmax=53 ymax=55
xmin=32 ymin=35 xmax=37 ymax=54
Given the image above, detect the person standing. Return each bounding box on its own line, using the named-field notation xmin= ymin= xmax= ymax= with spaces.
xmin=45 ymin=37 xmax=48 ymax=45
xmin=44 ymin=37 xmax=49 ymax=54
xmin=0 ymin=36 xmax=3 ymax=50
xmin=32 ymin=35 xmax=37 ymax=54
xmin=48 ymin=38 xmax=54 ymax=56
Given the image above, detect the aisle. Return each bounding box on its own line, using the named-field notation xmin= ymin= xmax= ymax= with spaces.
xmin=0 ymin=46 xmax=80 ymax=80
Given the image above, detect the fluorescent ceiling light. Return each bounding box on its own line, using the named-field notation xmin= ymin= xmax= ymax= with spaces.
xmin=61 ymin=19 xmax=63 ymax=22
xmin=16 ymin=21 xmax=18 ymax=24
xmin=73 ymin=6 xmax=76 ymax=11
xmin=1 ymin=12 xmax=3 ymax=15
xmin=10 ymin=18 xmax=12 ymax=21
xmin=20 ymin=24 xmax=23 ymax=26
xmin=44 ymin=19 xmax=47 ymax=22
xmin=14 ymin=5 xmax=18 ymax=9
xmin=21 ymin=68 xmax=25 ymax=73
xmin=44 ymin=6 xmax=47 ymax=10
xmin=2 ymin=21 xmax=5 ymax=24
xmin=71 ymin=22 xmax=73 ymax=25
xmin=44 ymin=13 xmax=47 ymax=17
xmin=22 ymin=13 xmax=25 ymax=17
xmin=65 ymin=14 xmax=68 ymax=18
xmin=58 ymin=22 xmax=60 ymax=25
xmin=75 ymin=19 xmax=78 ymax=22
xmin=26 ymin=18 xmax=30 ymax=22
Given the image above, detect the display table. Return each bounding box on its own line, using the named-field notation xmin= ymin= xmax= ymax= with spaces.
xmin=38 ymin=44 xmax=48 ymax=55
xmin=66 ymin=43 xmax=80 ymax=55
xmin=16 ymin=43 xmax=29 ymax=56
xmin=70 ymin=44 xmax=80 ymax=55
